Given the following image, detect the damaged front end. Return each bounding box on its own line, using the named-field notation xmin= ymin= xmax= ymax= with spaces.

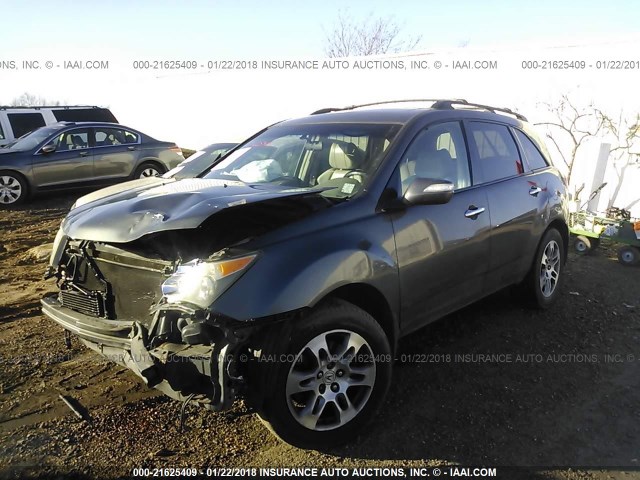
xmin=42 ymin=237 xmax=258 ymax=411
xmin=41 ymin=180 xmax=332 ymax=411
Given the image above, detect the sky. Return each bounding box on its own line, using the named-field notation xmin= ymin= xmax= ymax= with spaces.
xmin=1 ymin=0 xmax=640 ymax=214
xmin=2 ymin=0 xmax=639 ymax=60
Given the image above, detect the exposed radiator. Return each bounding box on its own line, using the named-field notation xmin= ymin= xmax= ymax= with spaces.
xmin=60 ymin=289 xmax=105 ymax=317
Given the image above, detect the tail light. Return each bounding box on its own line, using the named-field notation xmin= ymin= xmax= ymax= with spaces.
xmin=170 ymin=146 xmax=184 ymax=157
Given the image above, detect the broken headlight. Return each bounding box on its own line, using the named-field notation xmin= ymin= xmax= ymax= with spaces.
xmin=161 ymin=254 xmax=257 ymax=308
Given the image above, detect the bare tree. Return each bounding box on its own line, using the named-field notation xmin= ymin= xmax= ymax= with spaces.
xmin=535 ymin=95 xmax=607 ymax=193
xmin=323 ymin=11 xmax=421 ymax=58
xmin=10 ymin=92 xmax=61 ymax=106
xmin=599 ymin=112 xmax=640 ymax=209
xmin=537 ymin=95 xmax=640 ymax=207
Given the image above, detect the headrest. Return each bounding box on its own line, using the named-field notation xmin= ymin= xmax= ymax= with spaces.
xmin=415 ymin=148 xmax=455 ymax=180
xmin=329 ymin=142 xmax=363 ymax=170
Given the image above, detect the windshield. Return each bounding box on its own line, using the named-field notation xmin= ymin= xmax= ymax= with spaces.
xmin=203 ymin=123 xmax=401 ymax=199
xmin=7 ymin=126 xmax=61 ymax=151
xmin=163 ymin=143 xmax=237 ymax=179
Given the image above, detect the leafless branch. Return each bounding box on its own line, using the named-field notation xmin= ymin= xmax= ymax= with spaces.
xmin=323 ymin=10 xmax=422 ymax=58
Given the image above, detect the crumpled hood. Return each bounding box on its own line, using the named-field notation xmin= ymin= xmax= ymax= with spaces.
xmin=71 ymin=176 xmax=168 ymax=208
xmin=63 ymin=178 xmax=323 ymax=243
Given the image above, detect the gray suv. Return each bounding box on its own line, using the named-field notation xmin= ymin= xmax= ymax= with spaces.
xmin=41 ymin=100 xmax=568 ymax=448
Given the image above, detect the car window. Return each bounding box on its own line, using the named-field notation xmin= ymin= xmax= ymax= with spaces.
xmin=467 ymin=122 xmax=523 ymax=182
xmin=7 ymin=113 xmax=46 ymax=138
xmin=46 ymin=128 xmax=91 ymax=151
xmin=6 ymin=125 xmax=60 ymax=151
xmin=164 ymin=146 xmax=235 ymax=179
xmin=203 ymin=123 xmax=401 ymax=199
xmin=95 ymin=127 xmax=138 ymax=146
xmin=514 ymin=129 xmax=549 ymax=170
xmin=0 ymin=122 xmax=4 ymax=140
xmin=53 ymin=108 xmax=118 ymax=123
xmin=399 ymin=121 xmax=471 ymax=193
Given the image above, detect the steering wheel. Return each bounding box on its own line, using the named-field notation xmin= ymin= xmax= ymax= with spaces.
xmin=344 ymin=169 xmax=366 ymax=182
xmin=270 ymin=176 xmax=308 ymax=188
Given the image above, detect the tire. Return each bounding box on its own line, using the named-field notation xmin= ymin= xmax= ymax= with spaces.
xmin=254 ymin=299 xmax=392 ymax=449
xmin=133 ymin=162 xmax=164 ymax=179
xmin=617 ymin=246 xmax=639 ymax=266
xmin=0 ymin=171 xmax=28 ymax=207
xmin=574 ymin=235 xmax=597 ymax=255
xmin=525 ymin=228 xmax=565 ymax=309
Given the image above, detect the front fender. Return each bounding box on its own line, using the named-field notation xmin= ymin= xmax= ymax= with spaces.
xmin=211 ymin=223 xmax=399 ymax=321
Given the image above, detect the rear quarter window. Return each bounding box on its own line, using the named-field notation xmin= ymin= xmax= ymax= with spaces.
xmin=514 ymin=129 xmax=549 ymax=170
xmin=8 ymin=113 xmax=46 ymax=138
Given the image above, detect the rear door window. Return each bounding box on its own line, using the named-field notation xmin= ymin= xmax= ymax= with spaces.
xmin=514 ymin=129 xmax=549 ymax=170
xmin=0 ymin=121 xmax=5 ymax=140
xmin=7 ymin=113 xmax=46 ymax=138
xmin=94 ymin=127 xmax=139 ymax=146
xmin=467 ymin=122 xmax=523 ymax=183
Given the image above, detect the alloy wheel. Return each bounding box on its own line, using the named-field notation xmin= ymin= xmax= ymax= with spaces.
xmin=539 ymin=240 xmax=561 ymax=297
xmin=0 ymin=176 xmax=22 ymax=204
xmin=285 ymin=329 xmax=376 ymax=431
xmin=139 ymin=167 xmax=161 ymax=178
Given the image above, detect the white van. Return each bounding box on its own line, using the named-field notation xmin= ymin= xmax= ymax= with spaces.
xmin=0 ymin=106 xmax=118 ymax=147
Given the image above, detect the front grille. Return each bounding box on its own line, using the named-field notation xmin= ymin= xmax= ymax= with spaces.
xmin=60 ymin=289 xmax=105 ymax=317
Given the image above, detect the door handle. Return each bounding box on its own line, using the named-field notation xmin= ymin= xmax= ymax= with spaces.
xmin=127 ymin=146 xmax=136 ymax=151
xmin=529 ymin=186 xmax=542 ymax=196
xmin=464 ymin=206 xmax=486 ymax=218
xmin=79 ymin=151 xmax=89 ymax=157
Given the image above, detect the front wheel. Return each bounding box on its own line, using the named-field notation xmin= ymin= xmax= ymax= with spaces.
xmin=525 ymin=228 xmax=565 ymax=308
xmin=254 ymin=299 xmax=392 ymax=449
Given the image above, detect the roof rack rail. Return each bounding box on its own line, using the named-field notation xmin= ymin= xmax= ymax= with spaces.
xmin=310 ymin=98 xmax=527 ymax=121
xmin=0 ymin=105 xmax=101 ymax=110
xmin=431 ymin=99 xmax=528 ymax=121
xmin=310 ymin=99 xmax=467 ymax=115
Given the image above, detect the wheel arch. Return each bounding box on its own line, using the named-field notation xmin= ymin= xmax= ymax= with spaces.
xmin=547 ymin=218 xmax=569 ymax=262
xmin=323 ymin=283 xmax=398 ymax=353
xmin=134 ymin=159 xmax=166 ymax=176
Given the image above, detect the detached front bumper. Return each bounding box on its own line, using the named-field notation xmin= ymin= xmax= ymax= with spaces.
xmin=41 ymin=294 xmax=239 ymax=411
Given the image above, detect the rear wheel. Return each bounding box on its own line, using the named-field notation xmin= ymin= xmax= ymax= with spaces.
xmin=617 ymin=246 xmax=639 ymax=266
xmin=525 ymin=228 xmax=565 ymax=308
xmin=0 ymin=171 xmax=28 ymax=206
xmin=254 ymin=299 xmax=392 ymax=449
xmin=134 ymin=162 xmax=164 ymax=179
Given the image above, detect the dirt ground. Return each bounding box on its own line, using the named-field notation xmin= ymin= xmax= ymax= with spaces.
xmin=0 ymin=191 xmax=639 ymax=480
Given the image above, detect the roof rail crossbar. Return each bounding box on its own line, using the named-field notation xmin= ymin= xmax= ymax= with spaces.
xmin=310 ymin=98 xmax=468 ymax=115
xmin=431 ymin=100 xmax=528 ymax=121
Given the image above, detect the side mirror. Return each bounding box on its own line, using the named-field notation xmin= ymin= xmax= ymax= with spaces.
xmin=403 ymin=177 xmax=454 ymax=205
xmin=41 ymin=144 xmax=56 ymax=154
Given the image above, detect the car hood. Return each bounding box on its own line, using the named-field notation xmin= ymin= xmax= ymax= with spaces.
xmin=63 ymin=178 xmax=325 ymax=243
xmin=72 ymin=176 xmax=168 ymax=209
xmin=0 ymin=148 xmax=22 ymax=155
